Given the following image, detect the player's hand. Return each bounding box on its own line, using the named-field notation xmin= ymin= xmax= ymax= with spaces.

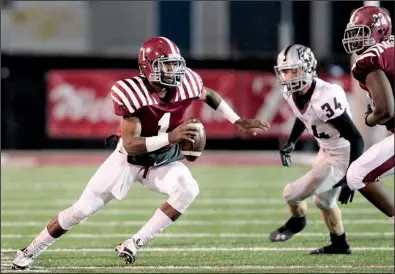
xmin=234 ymin=119 xmax=270 ymax=136
xmin=168 ymin=119 xmax=199 ymax=144
xmin=333 ymin=176 xmax=355 ymax=204
xmin=280 ymin=142 xmax=295 ymax=167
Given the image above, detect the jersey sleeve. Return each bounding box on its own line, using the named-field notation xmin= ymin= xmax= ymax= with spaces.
xmin=110 ymin=80 xmax=140 ymax=116
xmin=351 ymin=48 xmax=383 ymax=84
xmin=312 ymin=85 xmax=349 ymax=123
xmin=186 ymin=68 xmax=204 ymax=99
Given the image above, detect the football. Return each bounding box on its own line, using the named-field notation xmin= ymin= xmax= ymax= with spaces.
xmin=180 ymin=119 xmax=206 ymax=162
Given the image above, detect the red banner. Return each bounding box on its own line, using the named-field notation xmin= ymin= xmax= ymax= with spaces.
xmin=47 ymin=70 xmax=137 ymax=138
xmin=46 ymin=69 xmax=353 ymax=139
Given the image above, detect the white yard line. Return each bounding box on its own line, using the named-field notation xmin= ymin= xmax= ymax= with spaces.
xmin=1 ymin=271 xmax=50 ymax=273
xmin=0 ymin=265 xmax=393 ymax=272
xmin=2 ymin=247 xmax=393 ymax=253
xmin=0 ymin=198 xmax=372 ymax=207
xmin=1 ymin=179 xmax=289 ymax=188
xmin=2 ymin=232 xmax=393 ymax=239
xmin=0 ymin=208 xmax=380 ymax=216
xmin=2 ymin=183 xmax=287 ymax=190
xmin=1 ymin=219 xmax=392 ymax=227
xmin=0 ymin=265 xmax=393 ymax=273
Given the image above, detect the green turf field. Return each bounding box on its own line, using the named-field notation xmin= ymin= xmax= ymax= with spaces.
xmin=1 ymin=165 xmax=394 ymax=273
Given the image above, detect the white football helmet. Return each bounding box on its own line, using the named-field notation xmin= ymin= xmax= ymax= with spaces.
xmin=274 ymin=44 xmax=317 ymax=96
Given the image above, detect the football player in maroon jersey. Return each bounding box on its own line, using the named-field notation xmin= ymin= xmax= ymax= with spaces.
xmin=335 ymin=6 xmax=394 ymax=224
xmin=12 ymin=36 xmax=270 ymax=269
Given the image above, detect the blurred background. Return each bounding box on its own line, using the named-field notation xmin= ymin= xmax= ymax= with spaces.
xmin=1 ymin=0 xmax=394 ymax=154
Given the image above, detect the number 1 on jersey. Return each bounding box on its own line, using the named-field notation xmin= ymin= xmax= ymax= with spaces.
xmin=158 ymin=112 xmax=171 ymax=134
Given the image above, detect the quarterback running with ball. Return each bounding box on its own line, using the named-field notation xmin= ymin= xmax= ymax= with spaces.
xmin=269 ymin=44 xmax=364 ymax=254
xmin=12 ymin=36 xmax=269 ymax=269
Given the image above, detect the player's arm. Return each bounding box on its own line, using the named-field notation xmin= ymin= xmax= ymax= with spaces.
xmin=120 ymin=116 xmax=148 ymax=154
xmin=111 ymin=81 xmax=197 ymax=154
xmin=201 ymin=86 xmax=241 ymax=123
xmin=279 ymin=118 xmax=306 ymax=167
xmin=111 ymin=83 xmax=171 ymax=154
xmin=365 ymin=70 xmax=394 ymax=127
xmin=327 ymin=112 xmax=364 ymax=165
xmin=121 ymin=116 xmax=198 ymax=154
xmin=201 ymin=86 xmax=270 ymax=133
xmin=330 ymin=112 xmax=364 ymax=204
xmin=287 ymin=118 xmax=306 ymax=145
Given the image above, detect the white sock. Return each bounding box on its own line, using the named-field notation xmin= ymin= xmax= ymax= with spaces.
xmin=26 ymin=227 xmax=57 ymax=257
xmin=390 ymin=216 xmax=394 ymax=224
xmin=132 ymin=209 xmax=173 ymax=247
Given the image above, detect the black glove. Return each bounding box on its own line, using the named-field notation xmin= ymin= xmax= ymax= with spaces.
xmin=105 ymin=135 xmax=120 ymax=149
xmin=333 ymin=176 xmax=355 ymax=204
xmin=280 ymin=142 xmax=295 ymax=167
xmin=364 ymin=104 xmax=374 ymax=127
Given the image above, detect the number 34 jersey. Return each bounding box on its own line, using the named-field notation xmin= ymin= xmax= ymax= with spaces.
xmin=284 ymin=78 xmax=352 ymax=150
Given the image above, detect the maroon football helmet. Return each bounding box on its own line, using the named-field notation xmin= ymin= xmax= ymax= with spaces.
xmin=342 ymin=6 xmax=392 ymax=55
xmin=138 ymin=36 xmax=186 ymax=87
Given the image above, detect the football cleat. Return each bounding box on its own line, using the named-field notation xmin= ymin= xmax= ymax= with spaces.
xmin=115 ymin=238 xmax=142 ymax=264
xmin=310 ymin=244 xmax=352 ymax=255
xmin=269 ymin=225 xmax=295 ymax=242
xmin=310 ymin=233 xmax=352 ymax=255
xmin=12 ymin=247 xmax=36 ymax=270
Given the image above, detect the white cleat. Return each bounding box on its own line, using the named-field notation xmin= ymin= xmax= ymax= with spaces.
xmin=12 ymin=248 xmax=36 ymax=270
xmin=115 ymin=238 xmax=142 ymax=264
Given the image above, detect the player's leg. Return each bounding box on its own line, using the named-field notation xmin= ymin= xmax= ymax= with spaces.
xmin=269 ymin=150 xmax=329 ymax=242
xmin=12 ymin=181 xmax=115 ymax=269
xmin=346 ymin=134 xmax=394 ymax=221
xmin=310 ymin=188 xmax=351 ymax=254
xmin=12 ymin=143 xmax=136 ymax=269
xmin=116 ymin=161 xmax=199 ymax=264
xmin=268 ymin=173 xmax=315 ymax=242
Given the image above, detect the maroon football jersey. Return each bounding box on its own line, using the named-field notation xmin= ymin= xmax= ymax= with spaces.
xmin=352 ymin=40 xmax=394 ymax=131
xmin=110 ymin=68 xmax=203 ymax=139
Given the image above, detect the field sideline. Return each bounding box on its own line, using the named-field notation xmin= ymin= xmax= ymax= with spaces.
xmin=0 ymin=150 xmax=317 ymax=167
xmin=1 ymin=150 xmax=394 ymax=273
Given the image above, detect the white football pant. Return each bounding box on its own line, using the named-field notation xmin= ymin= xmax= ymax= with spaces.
xmin=283 ymin=146 xmax=350 ymax=210
xmin=58 ymin=138 xmax=199 ymax=230
xmin=347 ymin=133 xmax=394 ymax=190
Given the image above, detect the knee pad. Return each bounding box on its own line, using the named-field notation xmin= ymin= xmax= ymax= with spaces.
xmin=346 ymin=162 xmax=365 ymax=191
xmin=58 ymin=206 xmax=88 ymax=230
xmin=313 ymin=194 xmax=337 ymax=210
xmin=58 ymin=189 xmax=108 ymax=230
xmin=167 ymin=178 xmax=199 ymax=213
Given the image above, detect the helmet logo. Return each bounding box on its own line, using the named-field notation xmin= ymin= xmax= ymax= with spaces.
xmin=296 ymin=47 xmax=314 ymax=73
xmin=372 ymin=13 xmax=386 ymax=27
xmin=297 ymin=47 xmax=309 ymax=62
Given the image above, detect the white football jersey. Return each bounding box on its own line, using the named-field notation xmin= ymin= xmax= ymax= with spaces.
xmin=283 ymin=78 xmax=352 ymax=149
